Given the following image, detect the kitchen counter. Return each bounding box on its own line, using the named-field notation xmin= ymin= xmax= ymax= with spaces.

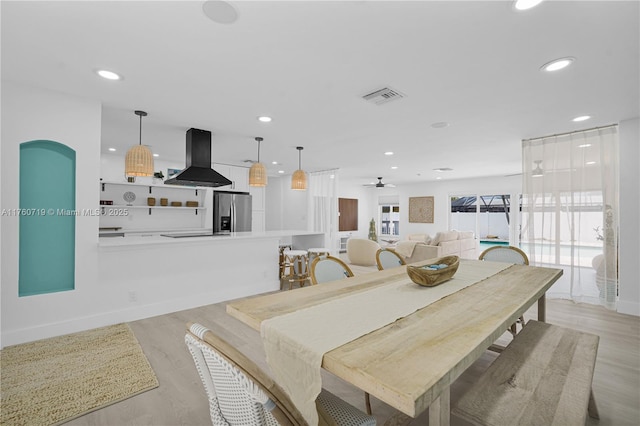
xmin=98 ymin=230 xmax=325 ymax=247
xmin=95 ymin=230 xmax=326 ymax=328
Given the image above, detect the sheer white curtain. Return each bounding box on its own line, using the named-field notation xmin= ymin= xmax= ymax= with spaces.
xmin=521 ymin=126 xmax=619 ymax=309
xmin=307 ymin=170 xmax=339 ymax=253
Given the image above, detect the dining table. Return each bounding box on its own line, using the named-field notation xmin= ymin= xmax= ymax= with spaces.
xmin=226 ymin=258 xmax=563 ymax=426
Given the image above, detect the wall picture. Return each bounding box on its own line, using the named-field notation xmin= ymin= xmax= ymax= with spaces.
xmin=409 ymin=196 xmax=434 ymax=223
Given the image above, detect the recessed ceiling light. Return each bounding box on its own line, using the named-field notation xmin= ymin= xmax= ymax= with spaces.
xmin=540 ymin=57 xmax=575 ymax=72
xmin=514 ymin=0 xmax=544 ymax=11
xmin=108 ymin=148 xmax=116 ymax=152
xmin=272 ymin=161 xmax=278 ymax=165
xmin=96 ymin=69 xmax=122 ymax=80
xmin=578 ymin=143 xmax=592 ymax=148
xmin=384 ymin=151 xmax=394 ymax=156
xmin=572 ymin=115 xmax=591 ymax=122
xmin=391 ymin=166 xmax=398 ymax=170
xmin=436 ymin=177 xmax=442 ymax=180
xmin=278 ymin=170 xmax=285 ymax=174
xmin=202 ymin=0 xmax=238 ymax=24
xmin=153 ymin=153 xmax=159 ymax=157
xmin=431 ymin=122 xmax=449 ymax=129
xmin=258 ymin=116 xmax=272 ymax=123
xmin=586 ymin=161 xmax=596 ymax=165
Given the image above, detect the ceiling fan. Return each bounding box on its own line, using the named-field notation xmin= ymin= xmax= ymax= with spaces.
xmin=364 ymin=177 xmax=396 ymax=188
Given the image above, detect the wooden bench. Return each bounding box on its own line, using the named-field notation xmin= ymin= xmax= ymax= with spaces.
xmin=453 ymin=320 xmax=600 ymax=426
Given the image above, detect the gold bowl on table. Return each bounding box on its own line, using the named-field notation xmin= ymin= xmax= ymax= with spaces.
xmin=406 ymin=256 xmax=460 ymax=287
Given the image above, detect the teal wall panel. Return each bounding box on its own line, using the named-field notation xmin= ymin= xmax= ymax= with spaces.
xmin=19 ymin=141 xmax=76 ymax=296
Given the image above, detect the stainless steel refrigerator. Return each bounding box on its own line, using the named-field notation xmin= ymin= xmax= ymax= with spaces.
xmin=213 ymin=191 xmax=252 ymax=234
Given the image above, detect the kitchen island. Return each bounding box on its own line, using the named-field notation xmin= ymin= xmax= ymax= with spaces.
xmin=97 ymin=230 xmax=325 ymax=326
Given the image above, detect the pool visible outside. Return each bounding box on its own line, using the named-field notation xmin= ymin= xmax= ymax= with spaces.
xmin=479 ymin=240 xmax=603 ymax=268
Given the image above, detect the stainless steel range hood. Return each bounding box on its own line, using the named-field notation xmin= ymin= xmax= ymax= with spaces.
xmin=164 ymin=128 xmax=232 ymax=187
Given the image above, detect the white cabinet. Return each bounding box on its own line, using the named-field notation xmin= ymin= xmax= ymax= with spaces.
xmin=99 ymin=181 xmax=208 ymax=232
xmin=213 ymin=163 xmax=250 ymax=192
xmin=250 ymin=186 xmax=266 ymax=232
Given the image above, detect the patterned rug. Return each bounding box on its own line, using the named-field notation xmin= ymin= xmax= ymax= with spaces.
xmin=0 ymin=323 xmax=159 ymax=426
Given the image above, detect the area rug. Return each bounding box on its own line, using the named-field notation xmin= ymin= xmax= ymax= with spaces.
xmin=0 ymin=323 xmax=159 ymax=426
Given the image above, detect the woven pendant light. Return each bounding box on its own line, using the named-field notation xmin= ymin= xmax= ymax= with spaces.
xmin=125 ymin=110 xmax=154 ymax=177
xmin=249 ymin=137 xmax=267 ymax=187
xmin=291 ymin=146 xmax=307 ymax=190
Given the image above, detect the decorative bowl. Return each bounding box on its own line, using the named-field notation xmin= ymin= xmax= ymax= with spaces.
xmin=406 ymin=255 xmax=460 ymax=287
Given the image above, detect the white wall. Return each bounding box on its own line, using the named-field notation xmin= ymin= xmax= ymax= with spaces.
xmin=618 ymin=117 xmax=640 ymax=316
xmin=1 ymin=82 xmax=102 ymax=348
xmin=265 ymin=176 xmax=308 ymax=231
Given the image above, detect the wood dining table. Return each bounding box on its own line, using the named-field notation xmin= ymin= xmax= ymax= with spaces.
xmin=227 ymin=259 xmax=563 ymax=426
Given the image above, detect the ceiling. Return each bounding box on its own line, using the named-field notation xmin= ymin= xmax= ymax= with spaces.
xmin=2 ymin=1 xmax=638 ymax=186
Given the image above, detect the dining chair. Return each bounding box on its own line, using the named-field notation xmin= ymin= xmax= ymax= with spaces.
xmin=308 ymin=256 xmax=377 ymax=415
xmin=375 ymin=248 xmax=406 ymax=271
xmin=309 ymin=255 xmax=354 ymax=285
xmin=479 ymin=245 xmax=530 ymax=335
xmin=185 ymin=322 xmax=376 ymax=426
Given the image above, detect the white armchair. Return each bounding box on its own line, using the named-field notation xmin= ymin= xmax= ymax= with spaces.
xmin=346 ymin=238 xmax=381 ymax=266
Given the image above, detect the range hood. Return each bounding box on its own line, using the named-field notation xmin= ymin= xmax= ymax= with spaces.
xmin=164 ymin=128 xmax=232 ymax=187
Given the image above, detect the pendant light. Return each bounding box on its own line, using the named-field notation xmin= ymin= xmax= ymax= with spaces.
xmin=249 ymin=137 xmax=268 ymax=187
xmin=125 ymin=110 xmax=154 ymax=177
xmin=291 ymin=146 xmax=307 ymax=190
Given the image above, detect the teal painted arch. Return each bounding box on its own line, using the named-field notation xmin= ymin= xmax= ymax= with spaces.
xmin=19 ymin=140 xmax=76 ymax=296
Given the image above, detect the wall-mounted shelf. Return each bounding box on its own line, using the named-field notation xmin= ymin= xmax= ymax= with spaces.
xmin=99 ymin=181 xmax=208 ymax=228
xmin=99 ymin=205 xmax=206 ymax=215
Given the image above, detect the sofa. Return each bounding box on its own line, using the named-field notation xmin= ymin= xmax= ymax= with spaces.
xmin=394 ymin=231 xmax=478 ymax=263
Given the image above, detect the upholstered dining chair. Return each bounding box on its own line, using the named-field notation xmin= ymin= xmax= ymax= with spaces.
xmin=375 ymin=248 xmax=406 ymax=271
xmin=308 ymin=256 xmax=374 ymax=414
xmin=478 ymin=245 xmax=530 ymax=335
xmin=309 ymin=255 xmax=354 ymax=285
xmin=185 ymin=322 xmax=376 ymax=426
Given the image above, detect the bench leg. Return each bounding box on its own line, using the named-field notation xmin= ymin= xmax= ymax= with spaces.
xmin=429 ymin=389 xmax=450 ymax=426
xmin=588 ymin=388 xmax=600 ymax=420
xmin=538 ymin=294 xmax=546 ymax=322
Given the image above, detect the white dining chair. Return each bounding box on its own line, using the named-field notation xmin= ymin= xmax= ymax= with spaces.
xmin=479 ymin=245 xmax=530 ymax=335
xmin=310 ymin=255 xmax=354 ymax=285
xmin=375 ymin=248 xmax=406 ymax=270
xmin=185 ymin=322 xmax=376 ymax=426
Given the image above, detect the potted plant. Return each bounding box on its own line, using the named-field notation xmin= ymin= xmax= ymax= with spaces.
xmin=153 ymin=171 xmax=164 ymax=184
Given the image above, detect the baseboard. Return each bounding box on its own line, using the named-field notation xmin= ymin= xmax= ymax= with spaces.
xmin=0 ymin=280 xmax=278 ymax=348
xmin=617 ymin=300 xmax=640 ymax=317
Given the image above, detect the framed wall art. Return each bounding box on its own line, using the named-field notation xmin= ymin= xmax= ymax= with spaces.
xmin=408 ymin=196 xmax=434 ymax=223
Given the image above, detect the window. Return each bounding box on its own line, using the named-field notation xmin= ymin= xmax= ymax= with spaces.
xmin=379 ymin=204 xmax=399 ymax=237
xmin=450 ymin=194 xmax=514 ymax=250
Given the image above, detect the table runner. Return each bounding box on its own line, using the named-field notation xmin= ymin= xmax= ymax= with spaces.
xmin=261 ymin=260 xmax=512 ymax=424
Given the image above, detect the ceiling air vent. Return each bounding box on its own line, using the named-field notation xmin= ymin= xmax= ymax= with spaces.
xmin=362 ymin=87 xmax=405 ymax=105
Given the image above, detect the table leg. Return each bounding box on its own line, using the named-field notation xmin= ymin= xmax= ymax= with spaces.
xmin=428 ymin=388 xmax=450 ymax=426
xmin=537 ymin=294 xmax=546 ymax=322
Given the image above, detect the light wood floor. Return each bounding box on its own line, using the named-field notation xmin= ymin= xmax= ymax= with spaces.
xmin=66 ymin=273 xmax=640 ymax=426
